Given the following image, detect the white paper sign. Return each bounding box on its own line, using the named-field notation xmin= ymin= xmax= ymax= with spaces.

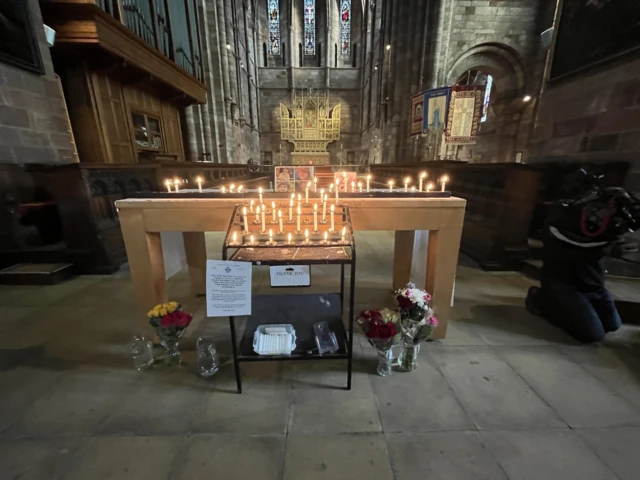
xmin=206 ymin=260 xmax=252 ymax=317
xmin=269 ymin=265 xmax=311 ymax=287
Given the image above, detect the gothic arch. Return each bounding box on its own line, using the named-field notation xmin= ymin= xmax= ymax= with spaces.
xmin=447 ymin=43 xmax=526 ymax=102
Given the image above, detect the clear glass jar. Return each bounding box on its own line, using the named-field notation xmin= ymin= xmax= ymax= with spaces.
xmin=131 ymin=335 xmax=154 ymax=371
xmin=197 ymin=336 xmax=220 ymax=377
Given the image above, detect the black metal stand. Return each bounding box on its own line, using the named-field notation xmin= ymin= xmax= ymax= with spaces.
xmin=222 ymin=204 xmax=356 ymax=393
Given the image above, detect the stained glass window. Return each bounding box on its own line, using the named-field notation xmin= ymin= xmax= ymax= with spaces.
xmin=481 ymin=75 xmax=493 ymax=123
xmin=268 ymin=0 xmax=280 ymax=55
xmin=304 ymin=0 xmax=315 ymax=55
xmin=340 ymin=0 xmax=351 ymax=56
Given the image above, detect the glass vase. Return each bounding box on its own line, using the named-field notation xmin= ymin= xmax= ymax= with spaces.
xmin=162 ymin=337 xmax=181 ymax=367
xmin=399 ymin=343 xmax=420 ymax=372
xmin=131 ymin=335 xmax=154 ymax=371
xmin=196 ymin=336 xmax=220 ymax=377
xmin=377 ymin=349 xmax=394 ymax=377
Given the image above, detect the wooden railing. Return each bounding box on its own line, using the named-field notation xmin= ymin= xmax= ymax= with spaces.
xmin=96 ymin=0 xmax=203 ymax=82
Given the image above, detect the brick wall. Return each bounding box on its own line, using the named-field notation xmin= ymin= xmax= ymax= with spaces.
xmin=0 ymin=0 xmax=75 ymax=165
xmin=530 ymin=58 xmax=640 ymax=191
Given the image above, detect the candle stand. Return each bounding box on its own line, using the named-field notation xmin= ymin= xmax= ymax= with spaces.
xmin=222 ymin=204 xmax=356 ymax=394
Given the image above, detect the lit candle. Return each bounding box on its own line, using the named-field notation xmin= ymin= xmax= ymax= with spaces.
xmin=255 ymin=205 xmax=260 ymax=223
xmin=313 ymin=176 xmax=318 ymax=192
xmin=261 ymin=207 xmax=266 ymax=233
xmin=304 ymin=228 xmax=309 ymax=244
xmin=230 ymin=184 xmax=235 ymax=192
xmin=389 ymin=180 xmax=394 ymax=192
xmin=404 ymin=177 xmax=410 ymax=192
xmin=324 ymin=231 xmax=328 ymax=244
xmin=419 ymin=171 xmax=427 ymax=191
xmin=313 ymin=203 xmax=318 ymax=231
xmin=238 ymin=185 xmax=243 ymax=193
xmin=165 ymin=180 xmax=172 ymax=193
xmin=243 ymin=207 xmax=249 ymax=233
xmin=322 ymin=194 xmax=327 ymax=221
xmin=196 ymin=177 xmax=203 ymax=193
xmin=440 ymin=175 xmax=449 ymax=192
xmin=221 ymin=186 xmax=226 ymax=193
xmin=329 ymin=183 xmax=334 ymax=193
xmin=287 ymin=232 xmax=292 ymax=244
xmin=351 ymin=180 xmax=355 ymax=192
xmin=250 ymin=199 xmax=254 ymax=213
xmin=297 ymin=206 xmax=301 ymax=232
xmin=427 ymin=182 xmax=434 ymax=192
xmin=291 ymin=193 xmax=295 ymax=201
xmin=269 ymin=229 xmax=273 ymax=244
xmin=330 ymin=204 xmax=335 ymax=231
xmin=232 ymin=231 xmax=237 ymax=244
xmin=250 ymin=234 xmax=255 ymax=245
xmin=271 ymin=201 xmax=276 ymax=222
xmin=342 ymin=171 xmax=347 ymax=180
xmin=335 ymin=179 xmax=340 ymax=203
xmin=289 ymin=199 xmax=293 ymax=221
xmin=358 ymin=181 xmax=362 ymax=193
xmin=297 ymin=193 xmax=302 ymax=209
xmin=278 ymin=210 xmax=283 ymax=233
xmin=320 ymin=188 xmax=325 ymax=201
xmin=306 ymin=181 xmax=310 ymax=204
xmin=341 ymin=226 xmax=346 ymax=243
xmin=366 ymin=174 xmax=371 ymax=192
xmin=258 ymin=187 xmax=263 ymax=204
xmin=411 ymin=186 xmax=416 ymax=193
xmin=174 ymin=179 xmax=180 ymax=192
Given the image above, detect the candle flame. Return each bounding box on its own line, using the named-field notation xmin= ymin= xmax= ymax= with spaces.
xmin=331 ymin=204 xmax=335 ymax=212
xmin=196 ymin=176 xmax=202 ymax=183
xmin=324 ymin=231 xmax=328 ymax=241
xmin=427 ymin=183 xmax=434 ymax=191
xmin=250 ymin=199 xmax=254 ymax=206
xmin=389 ymin=180 xmax=394 ymax=185
xmin=367 ymin=174 xmax=371 ymax=180
xmin=232 ymin=231 xmax=237 ymax=242
xmin=307 ymin=181 xmax=311 ymax=188
xmin=174 ymin=178 xmax=180 ymax=185
xmin=271 ymin=201 xmax=275 ymax=208
xmin=411 ymin=186 xmax=416 ymax=192
xmin=420 ymin=171 xmax=427 ymax=179
xmin=290 ymin=199 xmax=293 ymax=206
xmin=165 ymin=179 xmax=171 ymax=186
xmin=358 ymin=181 xmax=362 ymax=187
xmin=324 ymin=194 xmax=328 ymax=202
xmin=404 ymin=177 xmax=410 ymax=184
xmin=313 ymin=177 xmax=317 ymax=183
xmin=342 ymin=226 xmax=346 ymax=236
xmin=297 ymin=206 xmax=301 ymax=214
xmin=230 ymin=184 xmax=235 ymax=190
xmin=250 ymin=234 xmax=254 ymax=244
xmin=305 ymin=229 xmax=309 ymax=239
xmin=238 ymin=185 xmax=243 ymax=192
xmin=269 ymin=229 xmax=273 ymax=238
xmin=259 ymin=187 xmax=263 ymax=193
xmin=278 ymin=210 xmax=282 ymax=218
xmin=256 ymin=206 xmax=260 ymax=214
xmin=342 ymin=171 xmax=347 ymax=178
xmin=313 ymin=203 xmax=318 ymax=211
xmin=221 ymin=186 xmax=226 ymax=193
xmin=335 ymin=178 xmax=340 ymax=185
xmin=441 ymin=175 xmax=449 ymax=183
xmin=243 ymin=207 xmax=247 ymax=215
xmin=287 ymin=232 xmax=292 ymax=243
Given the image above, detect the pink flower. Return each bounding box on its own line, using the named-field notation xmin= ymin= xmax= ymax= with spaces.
xmin=424 ymin=293 xmax=431 ymax=302
xmin=404 ymin=289 xmax=410 ymax=297
xmin=428 ymin=315 xmax=438 ymax=327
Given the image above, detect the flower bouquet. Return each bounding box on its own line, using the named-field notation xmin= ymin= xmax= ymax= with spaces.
xmin=395 ymin=283 xmax=438 ymax=371
xmin=356 ymin=308 xmax=401 ymax=376
xmin=147 ymin=301 xmax=193 ymax=367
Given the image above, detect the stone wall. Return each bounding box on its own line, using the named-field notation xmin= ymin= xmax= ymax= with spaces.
xmin=530 ymin=58 xmax=640 ymax=191
xmin=0 ymin=0 xmax=75 ymax=165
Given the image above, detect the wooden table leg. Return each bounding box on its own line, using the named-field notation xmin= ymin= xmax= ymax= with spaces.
xmin=183 ymin=232 xmax=206 ymax=296
xmin=425 ymin=223 xmax=463 ymax=339
xmin=393 ymin=230 xmax=415 ymax=290
xmin=120 ymin=210 xmax=167 ymax=333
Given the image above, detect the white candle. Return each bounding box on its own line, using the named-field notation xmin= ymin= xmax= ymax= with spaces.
xmin=440 ymin=175 xmax=448 ymax=192
xmin=297 ymin=193 xmax=302 ymax=209
xmin=304 ymin=228 xmax=309 ymax=244
xmin=258 ymin=187 xmax=263 ymax=204
xmin=255 ymin=205 xmax=260 ymax=223
xmin=341 ymin=226 xmax=346 ymax=243
xmin=335 ymin=179 xmax=339 ymax=203
xmin=329 ymin=183 xmax=334 ymax=193
xmin=261 ymin=208 xmax=266 ymax=233
xmin=243 ymin=207 xmax=249 ymax=233
xmin=358 ymin=181 xmax=362 ymax=193
xmin=289 ymin=199 xmax=293 ymax=221
xmin=322 ymin=194 xmax=327 ymax=221
xmin=287 ymin=232 xmax=292 ymax=244
xmin=174 ymin=179 xmax=180 ymax=192
xmin=278 ymin=210 xmax=283 ymax=232
xmin=389 ymin=180 xmax=394 ymax=192
xmin=291 ymin=193 xmax=295 ymax=201
xmin=250 ymin=234 xmax=254 ymax=245
xmin=330 ymin=204 xmax=335 ymax=231
xmin=366 ymin=174 xmax=371 ymax=192
xmin=419 ymin=172 xmax=426 ymax=191
xmin=250 ymin=199 xmax=254 ymax=213
xmin=232 ymin=231 xmax=237 ymax=244
xmin=351 ymin=181 xmax=355 ymax=192
xmin=313 ymin=177 xmax=318 ymax=192
xmin=306 ymin=182 xmax=310 ymax=204
xmin=269 ymin=229 xmax=273 ymax=244
xmin=271 ymin=201 xmax=276 ymax=222
xmin=297 ymin=206 xmax=301 ymax=232
xmin=313 ymin=203 xmax=318 ymax=231
xmin=427 ymin=182 xmax=434 ymax=192
xmin=230 ymin=184 xmax=235 ymax=192
xmin=196 ymin=177 xmax=203 ymax=192
xmin=404 ymin=177 xmax=410 ymax=192
xmin=320 ymin=188 xmax=325 ymax=200
xmin=324 ymin=231 xmax=328 ymax=244
xmin=165 ymin=180 xmax=172 ymax=193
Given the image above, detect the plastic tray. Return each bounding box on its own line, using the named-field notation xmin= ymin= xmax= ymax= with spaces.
xmin=253 ymin=323 xmax=297 ymax=355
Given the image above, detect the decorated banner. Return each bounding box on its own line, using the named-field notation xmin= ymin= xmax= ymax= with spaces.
xmin=423 ymin=87 xmax=451 ymax=134
xmin=445 ymin=85 xmax=484 ymax=144
xmin=409 ymin=93 xmax=425 ymax=136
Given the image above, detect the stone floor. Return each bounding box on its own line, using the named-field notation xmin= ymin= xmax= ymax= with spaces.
xmin=1 ymin=231 xmax=640 ymax=480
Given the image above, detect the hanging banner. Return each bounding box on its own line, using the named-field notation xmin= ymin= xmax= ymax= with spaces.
xmin=422 ymin=87 xmax=451 ymax=134
xmin=445 ymin=85 xmax=484 ymax=144
xmin=409 ymin=92 xmax=425 ymax=136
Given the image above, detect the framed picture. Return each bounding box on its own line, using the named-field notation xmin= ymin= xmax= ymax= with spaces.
xmin=0 ymin=0 xmax=44 ymax=75
xmin=550 ymin=1 xmax=640 ymax=80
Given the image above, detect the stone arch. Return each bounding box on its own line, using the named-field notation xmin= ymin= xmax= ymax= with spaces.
xmin=447 ymin=43 xmax=526 ymax=102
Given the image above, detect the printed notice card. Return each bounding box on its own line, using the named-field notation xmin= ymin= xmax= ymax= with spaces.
xmin=206 ymin=260 xmax=252 ymax=317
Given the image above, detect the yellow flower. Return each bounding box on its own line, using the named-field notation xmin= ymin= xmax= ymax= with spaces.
xmin=166 ymin=304 xmax=177 ymax=313
xmin=168 ymin=301 xmax=178 ymax=308
xmin=160 ymin=307 xmax=168 ymax=317
xmin=147 ymin=309 xmax=155 ymax=318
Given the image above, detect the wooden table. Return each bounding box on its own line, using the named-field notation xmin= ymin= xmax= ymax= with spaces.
xmin=116 ymin=196 xmax=466 ymax=339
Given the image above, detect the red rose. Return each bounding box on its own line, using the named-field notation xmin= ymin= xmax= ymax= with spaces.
xmin=396 ymin=295 xmax=413 ymax=309
xmin=424 ymin=293 xmax=432 ymax=302
xmin=160 ymin=311 xmax=192 ymax=328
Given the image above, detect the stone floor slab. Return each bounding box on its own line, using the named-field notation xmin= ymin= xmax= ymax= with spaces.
xmin=576 ymin=426 xmax=640 ymax=480
xmin=0 ymin=438 xmax=81 ymax=480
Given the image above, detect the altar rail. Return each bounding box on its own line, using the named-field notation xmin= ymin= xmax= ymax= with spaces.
xmin=370 ymin=161 xmax=629 ymax=270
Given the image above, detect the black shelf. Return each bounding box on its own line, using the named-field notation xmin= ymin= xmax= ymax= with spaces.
xmin=236 ymin=293 xmax=349 ymax=361
xmin=228 ymin=245 xmax=352 ymax=265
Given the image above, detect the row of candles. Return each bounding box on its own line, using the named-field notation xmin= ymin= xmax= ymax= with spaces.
xmin=240 ymin=196 xmax=342 ymax=234
xmin=229 ymin=227 xmax=349 ymax=247
xmin=163 ymin=172 xmax=449 ymax=194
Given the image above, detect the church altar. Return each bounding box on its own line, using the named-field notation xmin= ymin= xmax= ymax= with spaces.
xmin=115 ymin=195 xmax=466 ymax=339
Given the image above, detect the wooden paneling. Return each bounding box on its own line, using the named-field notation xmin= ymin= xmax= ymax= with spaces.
xmin=161 ymin=103 xmax=184 ymax=160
